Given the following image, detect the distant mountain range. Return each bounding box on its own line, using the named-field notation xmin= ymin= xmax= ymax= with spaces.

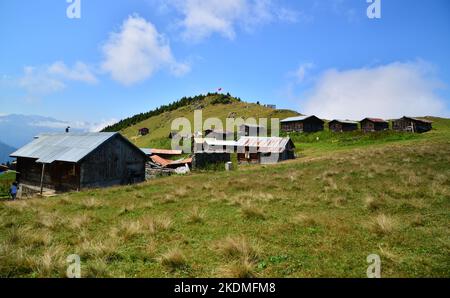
xmin=0 ymin=141 xmax=15 ymax=164
xmin=0 ymin=114 xmax=92 ymax=163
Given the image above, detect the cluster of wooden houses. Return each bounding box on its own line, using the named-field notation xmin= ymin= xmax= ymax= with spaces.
xmin=280 ymin=115 xmax=432 ymax=134
xmin=9 ymin=114 xmax=432 ymax=197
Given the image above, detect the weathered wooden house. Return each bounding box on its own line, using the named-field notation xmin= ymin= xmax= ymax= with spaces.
xmin=138 ymin=128 xmax=150 ymax=136
xmin=360 ymin=118 xmax=389 ymax=132
xmin=239 ymin=124 xmax=267 ymax=137
xmin=392 ymin=117 xmax=433 ymax=133
xmin=281 ymin=116 xmax=324 ymax=133
xmin=236 ymin=137 xmax=295 ymax=164
xmin=329 ymin=120 xmax=359 ymax=132
xmin=192 ymin=138 xmax=234 ymax=169
xmin=10 ymin=133 xmax=148 ymax=196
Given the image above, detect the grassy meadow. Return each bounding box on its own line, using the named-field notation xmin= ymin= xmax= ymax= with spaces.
xmin=0 ymin=117 xmax=449 ymax=278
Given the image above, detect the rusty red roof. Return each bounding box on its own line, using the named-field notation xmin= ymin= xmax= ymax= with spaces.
xmin=150 ymin=155 xmax=172 ymax=167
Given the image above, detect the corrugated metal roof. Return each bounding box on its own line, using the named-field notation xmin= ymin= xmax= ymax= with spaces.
xmin=281 ymin=116 xmax=310 ymax=123
xmin=281 ymin=115 xmax=323 ymax=123
xmin=330 ymin=119 xmax=359 ymax=124
xmin=236 ymin=137 xmax=293 ymax=153
xmin=10 ymin=132 xmax=117 ymax=164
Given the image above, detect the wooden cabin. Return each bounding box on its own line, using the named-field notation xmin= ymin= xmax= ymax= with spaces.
xmin=329 ymin=120 xmax=359 ymax=132
xmin=236 ymin=137 xmax=295 ymax=164
xmin=281 ymin=116 xmax=324 ymax=133
xmin=138 ymin=128 xmax=150 ymax=136
xmin=10 ymin=133 xmax=148 ymax=197
xmin=360 ymin=118 xmax=389 ymax=133
xmin=239 ymin=124 xmax=267 ymax=137
xmin=392 ymin=117 xmax=433 ymax=133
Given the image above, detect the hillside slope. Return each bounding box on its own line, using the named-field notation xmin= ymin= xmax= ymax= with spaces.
xmin=0 ymin=118 xmax=449 ymax=278
xmin=117 ymin=94 xmax=299 ymax=148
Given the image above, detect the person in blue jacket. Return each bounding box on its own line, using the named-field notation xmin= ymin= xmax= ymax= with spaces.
xmin=10 ymin=182 xmax=18 ymax=200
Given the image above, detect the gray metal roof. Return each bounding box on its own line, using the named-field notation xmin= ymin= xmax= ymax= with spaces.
xmin=280 ymin=115 xmax=322 ymax=123
xmin=10 ymin=132 xmax=117 ymax=163
xmin=330 ymin=119 xmax=359 ymax=124
xmin=236 ymin=137 xmax=294 ymax=153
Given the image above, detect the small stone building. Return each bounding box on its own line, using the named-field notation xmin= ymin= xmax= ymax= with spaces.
xmin=10 ymin=132 xmax=148 ymax=196
xmin=281 ymin=116 xmax=324 ymax=133
xmin=392 ymin=117 xmax=433 ymax=133
xmin=329 ymin=120 xmax=359 ymax=132
xmin=360 ymin=118 xmax=389 ymax=133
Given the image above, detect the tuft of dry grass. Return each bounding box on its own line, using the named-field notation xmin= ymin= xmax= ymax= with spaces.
xmin=68 ymin=214 xmax=92 ymax=230
xmin=78 ymin=238 xmax=120 ymax=262
xmin=113 ymin=221 xmax=143 ymax=240
xmin=141 ymin=216 xmax=173 ymax=235
xmin=290 ymin=213 xmax=318 ymax=227
xmin=371 ymin=214 xmax=396 ymax=235
xmin=162 ymin=194 xmax=178 ymax=204
xmin=118 ymin=203 xmax=137 ymax=216
xmin=216 ymin=258 xmax=257 ymax=278
xmin=31 ymin=245 xmax=66 ymax=277
xmin=29 ymin=230 xmax=52 ymax=247
xmin=34 ymin=212 xmax=62 ymax=230
xmin=81 ymin=198 xmax=101 ymax=210
xmin=215 ymin=236 xmax=260 ymax=261
xmin=158 ymin=248 xmax=187 ymax=270
xmin=240 ymin=202 xmax=266 ymax=220
xmin=85 ymin=258 xmax=110 ymax=278
xmin=186 ymin=206 xmax=205 ymax=224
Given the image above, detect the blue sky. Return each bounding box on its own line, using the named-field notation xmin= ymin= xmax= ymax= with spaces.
xmin=1 ymin=0 xmax=449 ymax=129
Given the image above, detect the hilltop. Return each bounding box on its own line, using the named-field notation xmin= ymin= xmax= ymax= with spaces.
xmin=103 ymin=93 xmax=299 ymax=148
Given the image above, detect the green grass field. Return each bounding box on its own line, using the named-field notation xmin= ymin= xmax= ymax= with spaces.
xmin=0 ymin=117 xmax=449 ymax=278
xmin=0 ymin=172 xmax=16 ymax=200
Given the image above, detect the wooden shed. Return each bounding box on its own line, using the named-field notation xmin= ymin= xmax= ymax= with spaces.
xmin=329 ymin=120 xmax=359 ymax=132
xmin=392 ymin=117 xmax=433 ymax=133
xmin=138 ymin=128 xmax=150 ymax=136
xmin=236 ymin=137 xmax=295 ymax=164
xmin=281 ymin=116 xmax=324 ymax=133
xmin=360 ymin=118 xmax=389 ymax=133
xmin=239 ymin=124 xmax=267 ymax=137
xmin=10 ymin=132 xmax=148 ymax=196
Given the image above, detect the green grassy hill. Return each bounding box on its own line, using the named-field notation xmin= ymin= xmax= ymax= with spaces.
xmin=117 ymin=94 xmax=299 ymax=148
xmin=0 ymin=115 xmax=449 ymax=278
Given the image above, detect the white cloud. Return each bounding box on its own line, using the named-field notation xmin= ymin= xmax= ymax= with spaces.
xmin=86 ymin=119 xmax=118 ymax=132
xmin=101 ymin=14 xmax=190 ymax=86
xmin=162 ymin=0 xmax=300 ymax=42
xmin=18 ymin=66 xmax=66 ymax=100
xmin=31 ymin=118 xmax=118 ymax=133
xmin=48 ymin=61 xmax=98 ymax=84
xmin=291 ymin=62 xmax=315 ymax=83
xmin=16 ymin=62 xmax=97 ymax=101
xmin=300 ymin=61 xmax=449 ymax=120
